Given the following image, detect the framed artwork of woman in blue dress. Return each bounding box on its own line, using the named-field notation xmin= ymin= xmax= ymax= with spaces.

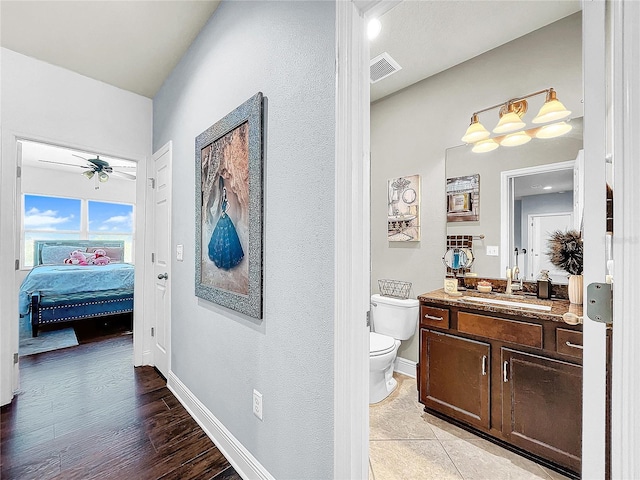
xmin=195 ymin=92 xmax=264 ymax=319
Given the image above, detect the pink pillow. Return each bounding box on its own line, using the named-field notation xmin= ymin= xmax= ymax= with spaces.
xmin=87 ymin=246 xmax=123 ymax=262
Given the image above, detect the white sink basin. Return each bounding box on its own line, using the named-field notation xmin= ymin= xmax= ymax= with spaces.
xmin=459 ymin=296 xmax=552 ymax=312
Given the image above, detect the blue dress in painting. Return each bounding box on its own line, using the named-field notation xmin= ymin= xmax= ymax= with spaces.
xmin=208 ymin=180 xmax=244 ymax=270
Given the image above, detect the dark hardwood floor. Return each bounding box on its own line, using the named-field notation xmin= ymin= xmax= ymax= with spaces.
xmin=1 ymin=321 xmax=241 ymax=480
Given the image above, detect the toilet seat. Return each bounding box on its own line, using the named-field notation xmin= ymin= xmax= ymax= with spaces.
xmin=370 ymin=332 xmax=396 ymax=356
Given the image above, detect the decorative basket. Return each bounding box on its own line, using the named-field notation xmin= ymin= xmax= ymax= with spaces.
xmin=378 ymin=279 xmax=412 ymax=299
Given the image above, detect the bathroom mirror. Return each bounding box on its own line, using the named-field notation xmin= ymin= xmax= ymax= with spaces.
xmin=445 ymin=117 xmax=583 ymax=283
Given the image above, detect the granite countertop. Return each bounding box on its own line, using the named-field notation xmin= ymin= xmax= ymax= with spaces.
xmin=418 ymin=289 xmax=583 ymax=324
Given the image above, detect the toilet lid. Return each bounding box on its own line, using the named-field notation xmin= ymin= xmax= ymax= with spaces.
xmin=370 ymin=332 xmax=396 ymax=356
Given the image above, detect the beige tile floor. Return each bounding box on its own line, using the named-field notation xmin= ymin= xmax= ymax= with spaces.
xmin=369 ymin=373 xmax=572 ymax=480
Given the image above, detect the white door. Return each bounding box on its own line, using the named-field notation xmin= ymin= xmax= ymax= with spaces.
xmin=151 ymin=142 xmax=172 ymax=378
xmin=527 ymin=212 xmax=573 ymax=283
xmin=581 ymin=2 xmax=608 ymax=477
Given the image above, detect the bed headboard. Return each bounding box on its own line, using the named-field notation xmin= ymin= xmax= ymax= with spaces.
xmin=33 ymin=240 xmax=126 ymax=266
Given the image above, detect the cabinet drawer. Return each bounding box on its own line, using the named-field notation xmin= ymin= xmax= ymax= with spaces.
xmin=421 ymin=305 xmax=449 ymax=329
xmin=556 ymin=329 xmax=583 ymax=359
xmin=458 ymin=312 xmax=543 ymax=349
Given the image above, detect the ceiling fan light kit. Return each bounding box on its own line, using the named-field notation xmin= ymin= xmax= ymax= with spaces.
xmin=38 ymin=153 xmax=136 ymax=185
xmin=461 ymin=87 xmax=573 ymax=153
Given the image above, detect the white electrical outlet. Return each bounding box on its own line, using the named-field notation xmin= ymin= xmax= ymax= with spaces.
xmin=486 ymin=245 xmax=499 ymax=256
xmin=253 ymin=389 xmax=263 ymax=420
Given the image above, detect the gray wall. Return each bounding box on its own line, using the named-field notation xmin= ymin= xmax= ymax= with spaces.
xmin=371 ymin=13 xmax=583 ymax=362
xmin=153 ymin=2 xmax=335 ymax=478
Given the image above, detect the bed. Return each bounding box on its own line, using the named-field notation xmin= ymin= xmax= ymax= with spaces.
xmin=19 ymin=240 xmax=135 ymax=337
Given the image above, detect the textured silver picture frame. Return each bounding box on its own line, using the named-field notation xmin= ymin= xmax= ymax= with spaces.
xmin=195 ymin=92 xmax=264 ymax=319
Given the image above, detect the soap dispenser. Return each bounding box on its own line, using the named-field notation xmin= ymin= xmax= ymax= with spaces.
xmin=536 ymin=270 xmax=552 ymax=299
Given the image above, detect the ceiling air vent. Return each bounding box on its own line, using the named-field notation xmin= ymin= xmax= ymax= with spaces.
xmin=370 ymin=52 xmax=402 ymax=84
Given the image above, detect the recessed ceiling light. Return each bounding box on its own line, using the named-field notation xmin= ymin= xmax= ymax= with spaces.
xmin=368 ymin=18 xmax=382 ymax=40
xmin=543 ymin=186 xmax=552 ymax=190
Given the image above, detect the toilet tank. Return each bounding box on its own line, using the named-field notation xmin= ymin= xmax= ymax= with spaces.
xmin=370 ymin=294 xmax=419 ymax=340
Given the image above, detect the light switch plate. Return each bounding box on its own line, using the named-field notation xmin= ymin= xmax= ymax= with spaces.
xmin=176 ymin=244 xmax=184 ymax=261
xmin=486 ymin=246 xmax=499 ymax=256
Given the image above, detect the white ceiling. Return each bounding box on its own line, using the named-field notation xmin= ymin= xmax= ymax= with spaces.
xmin=370 ymin=1 xmax=581 ymax=102
xmin=514 ymin=169 xmax=574 ymax=200
xmin=0 ymin=0 xmax=221 ymax=98
xmin=21 ymin=140 xmax=137 ymax=179
xmin=1 ymin=1 xmax=580 ymax=103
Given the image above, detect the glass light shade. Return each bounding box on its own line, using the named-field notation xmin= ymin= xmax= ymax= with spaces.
xmin=493 ymin=110 xmax=526 ymax=134
xmin=98 ymin=172 xmax=109 ymax=183
xmin=534 ymin=121 xmax=573 ymax=139
xmin=461 ymin=115 xmax=490 ymax=143
xmin=532 ymin=89 xmax=571 ymax=124
xmin=83 ymin=170 xmax=95 ymax=179
xmin=500 ymin=131 xmax=532 ymax=147
xmin=472 ymin=138 xmax=499 ymax=153
xmin=367 ymin=18 xmax=382 ymax=40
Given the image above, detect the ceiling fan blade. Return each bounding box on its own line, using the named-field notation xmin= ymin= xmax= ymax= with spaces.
xmin=110 ymin=171 xmax=136 ymax=181
xmin=73 ymin=153 xmax=111 ymax=169
xmin=38 ymin=159 xmax=88 ymax=168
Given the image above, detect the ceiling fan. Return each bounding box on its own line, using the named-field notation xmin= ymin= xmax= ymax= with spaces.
xmin=38 ymin=154 xmax=136 ymax=185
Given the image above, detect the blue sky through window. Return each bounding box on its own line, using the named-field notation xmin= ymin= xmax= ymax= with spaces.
xmin=24 ymin=195 xmax=81 ymax=231
xmin=89 ymin=201 xmax=133 ymax=233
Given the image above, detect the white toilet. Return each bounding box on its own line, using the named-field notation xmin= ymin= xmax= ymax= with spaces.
xmin=369 ymin=293 xmax=419 ymax=404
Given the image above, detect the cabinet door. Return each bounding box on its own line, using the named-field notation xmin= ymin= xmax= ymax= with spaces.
xmin=420 ymin=329 xmax=490 ymax=430
xmin=502 ymin=348 xmax=582 ymax=473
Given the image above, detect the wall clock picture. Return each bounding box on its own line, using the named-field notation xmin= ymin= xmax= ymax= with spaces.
xmin=387 ymin=174 xmax=421 ymax=242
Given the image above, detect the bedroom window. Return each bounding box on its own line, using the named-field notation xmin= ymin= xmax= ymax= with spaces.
xmin=23 ymin=195 xmax=82 ymax=267
xmin=88 ymin=201 xmax=134 ymax=262
xmin=22 ymin=195 xmax=134 ymax=267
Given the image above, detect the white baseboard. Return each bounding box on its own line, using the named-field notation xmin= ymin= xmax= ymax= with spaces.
xmin=394 ymin=356 xmax=417 ymax=378
xmin=167 ymin=372 xmax=274 ymax=480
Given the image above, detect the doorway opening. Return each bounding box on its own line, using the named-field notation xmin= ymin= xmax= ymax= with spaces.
xmin=500 ymin=159 xmax=580 ymax=284
xmin=15 ymin=139 xmax=137 ymax=359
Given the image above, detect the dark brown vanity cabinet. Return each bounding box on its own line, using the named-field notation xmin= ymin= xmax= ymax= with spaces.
xmin=502 ymin=348 xmax=582 ymax=473
xmin=420 ymin=329 xmax=490 ymax=430
xmin=418 ymin=297 xmax=583 ymax=476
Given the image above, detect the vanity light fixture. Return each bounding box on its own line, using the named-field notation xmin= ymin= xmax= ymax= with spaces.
xmin=472 ymin=138 xmax=499 ymax=153
xmin=532 ymin=88 xmax=571 ymax=123
xmin=462 ymin=87 xmax=573 ymax=153
xmin=500 ymin=130 xmax=532 ymax=147
xmin=461 ymin=114 xmax=490 ymax=143
xmin=493 ymin=101 xmax=527 ymax=134
xmin=534 ymin=121 xmax=572 ymax=139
